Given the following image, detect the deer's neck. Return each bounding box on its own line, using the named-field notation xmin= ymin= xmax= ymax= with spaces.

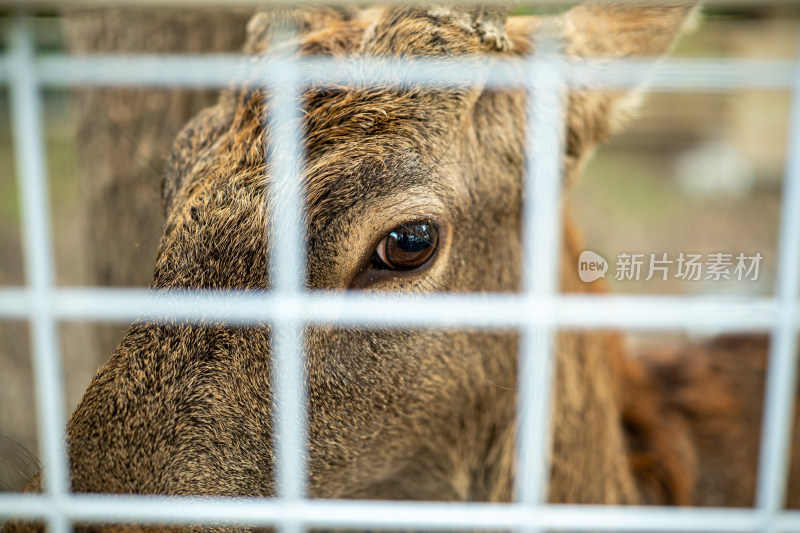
xmin=546 ymin=214 xmax=640 ymax=504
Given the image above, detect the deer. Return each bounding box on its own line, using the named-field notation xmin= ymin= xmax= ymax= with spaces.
xmin=4 ymin=3 xmax=798 ymax=532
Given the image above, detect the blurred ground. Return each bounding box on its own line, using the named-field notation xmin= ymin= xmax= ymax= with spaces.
xmin=0 ymin=4 xmax=798 ymax=481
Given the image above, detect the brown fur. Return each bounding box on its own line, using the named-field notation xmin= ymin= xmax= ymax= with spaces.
xmin=627 ymin=334 xmax=800 ymax=508
xmin=6 ymin=4 xmax=796 ymax=533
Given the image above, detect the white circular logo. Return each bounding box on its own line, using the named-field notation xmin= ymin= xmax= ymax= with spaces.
xmin=578 ymin=251 xmax=608 ymax=283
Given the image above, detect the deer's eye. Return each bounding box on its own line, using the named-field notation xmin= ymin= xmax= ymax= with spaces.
xmin=374 ymin=222 xmax=439 ymax=271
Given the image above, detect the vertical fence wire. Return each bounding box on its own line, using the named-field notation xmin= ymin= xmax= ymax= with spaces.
xmin=8 ymin=14 xmax=70 ymax=533
xmin=755 ymin=40 xmax=800 ymax=529
xmin=516 ymin=41 xmax=566 ymax=513
xmin=264 ymin=31 xmax=309 ymax=533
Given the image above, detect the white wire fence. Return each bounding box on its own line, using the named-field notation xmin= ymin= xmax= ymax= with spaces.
xmin=0 ymin=4 xmax=799 ymax=533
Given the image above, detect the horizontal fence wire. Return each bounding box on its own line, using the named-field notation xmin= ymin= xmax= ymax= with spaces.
xmin=2 ymin=6 xmax=800 ymax=533
xmin=0 ymin=289 xmax=792 ymax=331
xmin=2 ymin=495 xmax=800 ymax=532
xmin=0 ymin=55 xmax=794 ymax=91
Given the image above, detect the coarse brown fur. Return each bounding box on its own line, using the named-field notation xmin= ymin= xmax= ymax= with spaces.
xmin=5 ymin=3 xmax=798 ymax=533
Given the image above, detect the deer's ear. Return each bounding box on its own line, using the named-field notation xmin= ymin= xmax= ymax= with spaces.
xmin=558 ymin=2 xmax=699 ymax=182
xmin=244 ymin=6 xmax=357 ymax=54
xmin=562 ymin=2 xmax=699 ymax=60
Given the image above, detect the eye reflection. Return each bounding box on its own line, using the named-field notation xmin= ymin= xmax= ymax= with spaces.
xmin=374 ymin=222 xmax=439 ymax=271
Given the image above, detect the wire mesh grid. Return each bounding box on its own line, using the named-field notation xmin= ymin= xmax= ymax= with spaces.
xmin=0 ymin=4 xmax=799 ymax=533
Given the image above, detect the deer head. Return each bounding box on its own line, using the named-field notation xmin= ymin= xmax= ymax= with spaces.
xmin=4 ymin=2 xmax=697 ymax=531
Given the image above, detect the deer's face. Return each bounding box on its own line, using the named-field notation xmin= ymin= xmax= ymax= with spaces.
xmin=67 ymin=6 xmax=527 ymax=502
xmin=13 ymin=1 xmax=697 ymax=514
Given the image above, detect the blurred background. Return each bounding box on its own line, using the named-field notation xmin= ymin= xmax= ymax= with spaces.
xmin=572 ymin=4 xmax=796 ymax=298
xmin=0 ymin=2 xmax=797 ymax=486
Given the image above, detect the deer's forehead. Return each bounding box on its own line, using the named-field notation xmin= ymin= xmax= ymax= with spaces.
xmin=302 ymin=138 xmax=455 ymax=226
xmin=192 ymin=85 xmax=458 ymax=222
xmin=179 ymin=138 xmax=450 ymax=229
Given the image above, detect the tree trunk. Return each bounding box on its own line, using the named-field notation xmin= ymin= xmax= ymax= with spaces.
xmin=62 ymin=8 xmax=251 ymax=409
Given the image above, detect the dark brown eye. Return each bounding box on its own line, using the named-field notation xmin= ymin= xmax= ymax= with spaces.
xmin=374 ymin=221 xmax=439 ymax=271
